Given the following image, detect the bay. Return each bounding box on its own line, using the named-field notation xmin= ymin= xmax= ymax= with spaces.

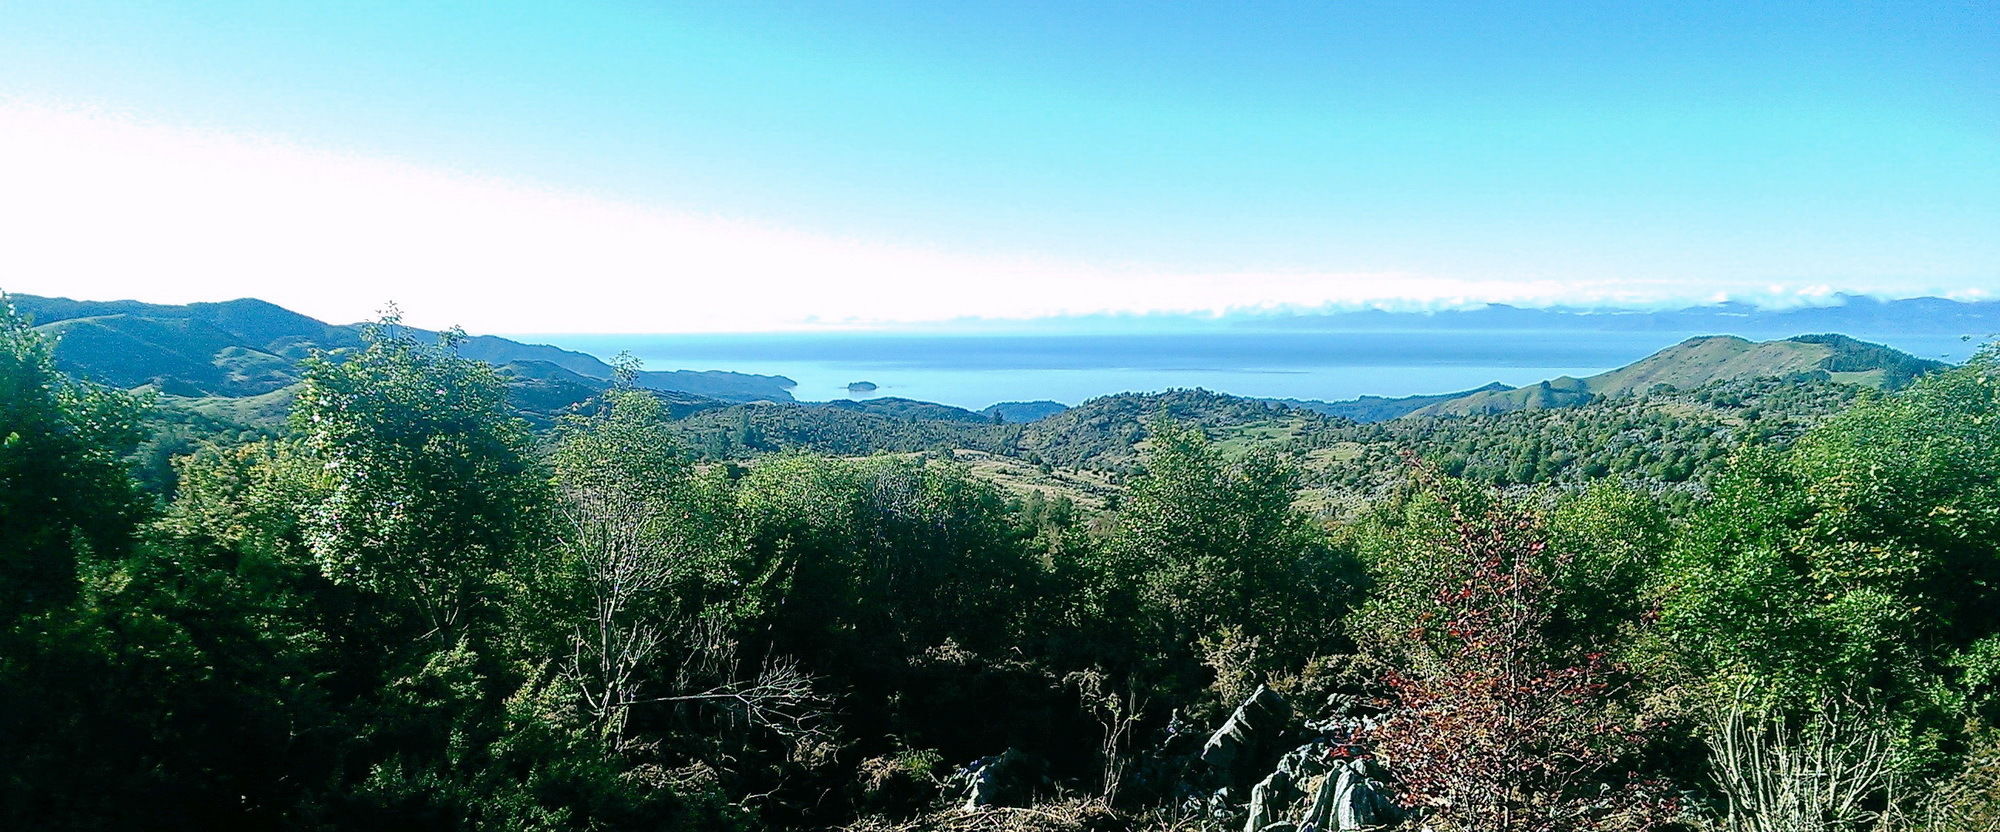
xmin=523 ymin=329 xmax=1979 ymax=411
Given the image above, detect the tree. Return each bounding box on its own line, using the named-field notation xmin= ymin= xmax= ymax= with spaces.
xmin=542 ymin=380 xmax=749 ymax=744
xmin=0 ymin=296 xmax=146 ymax=623
xmin=732 ymin=453 xmax=1046 ymax=777
xmin=292 ymin=312 xmax=545 ymax=638
xmin=1638 ymin=346 xmax=2000 ymax=825
xmin=1087 ymin=420 xmax=1356 ymax=719
xmin=1366 ymin=487 xmax=1677 ymax=832
xmin=0 ymin=295 xmax=156 ymax=828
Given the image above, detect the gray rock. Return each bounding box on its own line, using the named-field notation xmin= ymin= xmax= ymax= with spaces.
xmin=1202 ymin=685 xmax=1295 ymax=788
xmin=1246 ymin=750 xmax=1400 ymax=832
xmin=1306 ymin=759 xmax=1401 ymax=831
xmin=1245 ymin=768 xmax=1296 ymax=831
xmin=1245 ymin=741 xmax=1343 ymax=832
xmin=945 ymin=748 xmax=1043 ymax=812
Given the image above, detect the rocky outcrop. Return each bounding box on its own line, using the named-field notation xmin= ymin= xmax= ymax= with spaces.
xmin=1244 ymin=743 xmax=1324 ymax=831
xmin=1201 ymin=685 xmax=1295 ymax=790
xmin=1245 ymin=751 xmax=1399 ymax=832
xmin=946 ymin=749 xmax=1047 ymax=812
xmin=1141 ymin=685 xmax=1404 ymax=829
xmin=1312 ymin=758 xmax=1401 ymax=831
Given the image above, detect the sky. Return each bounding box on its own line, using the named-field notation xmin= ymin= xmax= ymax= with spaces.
xmin=0 ymin=1 xmax=1995 ymax=333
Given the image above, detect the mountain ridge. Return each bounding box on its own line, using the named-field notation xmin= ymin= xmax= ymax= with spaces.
xmin=1407 ymin=333 xmax=1942 ymax=418
xmin=1234 ymin=293 xmax=2000 ymax=341
xmin=8 ymin=293 xmax=797 ymax=402
xmin=1266 ymin=382 xmax=1515 ymax=422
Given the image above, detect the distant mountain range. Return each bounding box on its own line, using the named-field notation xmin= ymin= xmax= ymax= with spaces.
xmin=8 ymin=294 xmax=797 ymax=402
xmin=1235 ymin=294 xmax=2000 ymax=341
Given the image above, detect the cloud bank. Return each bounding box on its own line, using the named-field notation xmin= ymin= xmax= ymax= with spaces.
xmin=0 ymin=100 xmax=1971 ymax=334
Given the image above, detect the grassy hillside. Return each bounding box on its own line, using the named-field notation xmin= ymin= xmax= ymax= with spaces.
xmin=1408 ymin=333 xmax=1942 ymax=417
xmin=167 ymin=386 xmax=300 ymax=429
xmin=36 ymin=313 xmax=291 ymax=395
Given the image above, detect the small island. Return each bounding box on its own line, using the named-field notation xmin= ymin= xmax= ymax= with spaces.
xmin=845 ymin=381 xmax=878 ymax=393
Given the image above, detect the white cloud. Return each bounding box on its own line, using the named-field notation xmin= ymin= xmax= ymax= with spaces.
xmin=0 ymin=99 xmax=1967 ymax=333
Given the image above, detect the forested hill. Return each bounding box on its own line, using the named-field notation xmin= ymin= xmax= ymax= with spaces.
xmin=1408 ymin=332 xmax=1943 ymax=417
xmin=1266 ymin=382 xmax=1514 ymax=422
xmin=654 ymin=369 xmax=1869 ymax=511
xmin=9 ymin=294 xmax=797 ymax=402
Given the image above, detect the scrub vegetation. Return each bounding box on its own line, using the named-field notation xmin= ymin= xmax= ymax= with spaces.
xmin=6 ymin=296 xmax=1999 ymax=831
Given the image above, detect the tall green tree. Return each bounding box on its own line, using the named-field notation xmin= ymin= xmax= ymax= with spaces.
xmin=1094 ymin=420 xmax=1355 ymax=694
xmin=0 ymin=297 xmax=146 ymax=622
xmin=292 ymin=313 xmax=546 ymax=639
xmin=732 ymin=453 xmax=1048 ymax=774
xmin=0 ymin=296 xmax=154 ymax=828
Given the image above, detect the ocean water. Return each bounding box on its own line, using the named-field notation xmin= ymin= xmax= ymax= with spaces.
xmin=525 ymin=329 xmax=1980 ymax=411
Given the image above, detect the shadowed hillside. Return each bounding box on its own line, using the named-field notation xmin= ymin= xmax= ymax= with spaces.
xmin=9 ymin=294 xmax=797 ymax=401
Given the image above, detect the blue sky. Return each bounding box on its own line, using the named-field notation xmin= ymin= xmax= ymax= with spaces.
xmin=0 ymin=1 xmax=1994 ymax=332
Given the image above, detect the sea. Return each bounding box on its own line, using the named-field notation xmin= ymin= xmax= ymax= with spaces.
xmin=520 ymin=328 xmax=1981 ymax=412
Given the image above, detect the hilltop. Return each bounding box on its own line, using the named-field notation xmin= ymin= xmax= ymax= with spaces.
xmin=1407 ymin=333 xmax=1941 ymax=418
xmin=979 ymin=400 xmax=1071 ymax=423
xmin=821 ymin=396 xmax=993 ymax=423
xmin=8 ymin=294 xmax=797 ymax=402
xmin=1267 ymin=382 xmax=1515 ymax=422
xmin=1012 ymin=388 xmax=1344 ymax=471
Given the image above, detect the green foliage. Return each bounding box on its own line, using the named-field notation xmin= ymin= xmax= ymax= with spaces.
xmin=1544 ymin=484 xmax=1673 ymax=649
xmin=739 ymin=454 xmax=1040 ymax=662
xmin=293 ymin=317 xmax=547 ymax=635
xmin=2 ymin=297 xmax=305 ymax=829
xmin=533 ymin=384 xmax=756 ymax=744
xmin=821 ymin=396 xmax=992 ymax=423
xmin=0 ymin=297 xmax=147 ymax=621
xmin=12 ymin=306 xmax=2000 ymax=831
xmin=1092 ymin=421 xmax=1357 ymax=702
xmin=1015 ymin=388 xmax=1342 ymax=472
xmin=669 ymin=401 xmax=1018 ymax=460
xmin=1648 ymin=346 xmax=2000 ymax=786
xmin=1347 ymin=473 xmax=1671 ymax=698
xmin=1924 ymin=728 xmax=2000 ymax=831
xmin=1311 ymin=374 xmax=1861 ymax=502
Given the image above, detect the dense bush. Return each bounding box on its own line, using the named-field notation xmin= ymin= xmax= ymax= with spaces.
xmin=7 ymin=301 xmax=2000 ymax=831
